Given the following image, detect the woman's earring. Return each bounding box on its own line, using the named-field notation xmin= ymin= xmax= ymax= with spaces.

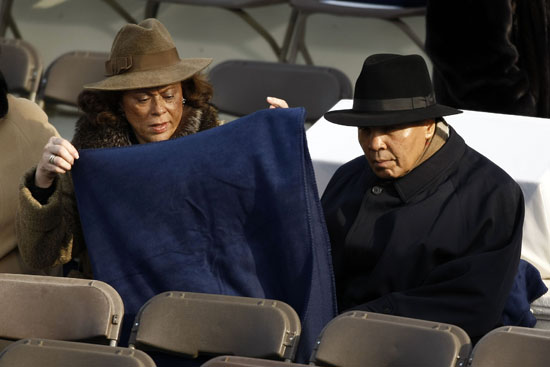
xmin=182 ymin=98 xmax=186 ymax=105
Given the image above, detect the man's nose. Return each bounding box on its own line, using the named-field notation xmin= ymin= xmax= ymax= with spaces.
xmin=368 ymin=130 xmax=386 ymax=151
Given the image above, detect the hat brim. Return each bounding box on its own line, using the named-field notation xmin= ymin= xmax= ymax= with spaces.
xmin=83 ymin=58 xmax=212 ymax=91
xmin=324 ymin=103 xmax=462 ymax=127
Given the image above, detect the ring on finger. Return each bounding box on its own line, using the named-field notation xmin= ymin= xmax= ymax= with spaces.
xmin=48 ymin=154 xmax=56 ymax=165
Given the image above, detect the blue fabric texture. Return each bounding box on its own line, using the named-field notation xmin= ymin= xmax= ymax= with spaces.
xmin=72 ymin=107 xmax=337 ymax=363
xmin=501 ymin=259 xmax=548 ymax=327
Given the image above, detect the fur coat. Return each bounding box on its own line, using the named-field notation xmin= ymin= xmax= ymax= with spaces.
xmin=16 ymin=103 xmax=221 ymax=277
xmin=426 ymin=0 xmax=550 ymax=118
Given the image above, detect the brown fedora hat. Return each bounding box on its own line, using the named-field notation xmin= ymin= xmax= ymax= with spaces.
xmin=324 ymin=54 xmax=462 ymax=127
xmin=84 ymin=18 xmax=212 ymax=91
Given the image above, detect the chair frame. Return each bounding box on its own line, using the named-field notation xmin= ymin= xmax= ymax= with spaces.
xmin=310 ymin=311 xmax=471 ymax=367
xmin=36 ymin=50 xmax=110 ymax=110
xmin=0 ymin=274 xmax=124 ymax=347
xmin=282 ymin=0 xmax=426 ymax=64
xmin=144 ymin=0 xmax=292 ymax=60
xmin=469 ymin=326 xmax=550 ymax=367
xmin=0 ymin=338 xmax=156 ymax=367
xmin=0 ymin=36 xmax=42 ymax=101
xmin=129 ymin=291 xmax=301 ymax=361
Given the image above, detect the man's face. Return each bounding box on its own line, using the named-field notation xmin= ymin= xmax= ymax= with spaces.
xmin=358 ymin=120 xmax=436 ymax=179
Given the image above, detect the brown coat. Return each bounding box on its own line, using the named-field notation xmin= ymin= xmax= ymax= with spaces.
xmin=16 ymin=103 xmax=220 ymax=277
xmin=1 ymin=95 xmax=61 ymax=275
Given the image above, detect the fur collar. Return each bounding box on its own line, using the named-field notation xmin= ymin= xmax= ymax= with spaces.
xmin=72 ymin=104 xmax=220 ymax=149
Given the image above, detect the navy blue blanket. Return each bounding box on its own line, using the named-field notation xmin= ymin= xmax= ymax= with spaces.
xmin=501 ymin=259 xmax=548 ymax=327
xmin=72 ymin=108 xmax=337 ymax=363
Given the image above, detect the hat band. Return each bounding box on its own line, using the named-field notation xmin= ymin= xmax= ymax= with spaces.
xmin=353 ymin=94 xmax=436 ymax=112
xmin=105 ymin=48 xmax=180 ymax=76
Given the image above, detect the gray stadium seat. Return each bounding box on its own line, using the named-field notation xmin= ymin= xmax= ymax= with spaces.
xmin=208 ymin=59 xmax=352 ymax=122
xmin=0 ymin=338 xmax=156 ymax=367
xmin=128 ymin=291 xmax=301 ymax=362
xmin=36 ymin=50 xmax=109 ymax=110
xmin=0 ymin=37 xmax=42 ymax=101
xmin=469 ymin=326 xmax=550 ymax=367
xmin=0 ymin=274 xmax=124 ymax=352
xmin=202 ymin=355 xmax=310 ymax=366
xmin=310 ymin=311 xmax=471 ymax=367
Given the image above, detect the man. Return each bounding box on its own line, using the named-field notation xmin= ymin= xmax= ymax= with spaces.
xmin=321 ymin=54 xmax=524 ymax=342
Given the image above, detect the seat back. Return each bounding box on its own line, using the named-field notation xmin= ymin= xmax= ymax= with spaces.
xmin=36 ymin=50 xmax=108 ymax=109
xmin=208 ymin=59 xmax=352 ymax=122
xmin=310 ymin=311 xmax=471 ymax=367
xmin=202 ymin=355 xmax=310 ymax=366
xmin=0 ymin=338 xmax=156 ymax=367
xmin=0 ymin=274 xmax=124 ymax=347
xmin=0 ymin=37 xmax=42 ymax=101
xmin=469 ymin=326 xmax=550 ymax=367
xmin=129 ymin=291 xmax=301 ymax=361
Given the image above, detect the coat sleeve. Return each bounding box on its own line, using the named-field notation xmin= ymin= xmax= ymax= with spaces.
xmin=355 ymin=180 xmax=525 ymax=342
xmin=16 ymin=168 xmax=86 ymax=271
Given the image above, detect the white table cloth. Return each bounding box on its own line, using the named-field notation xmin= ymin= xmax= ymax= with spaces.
xmin=306 ymin=99 xmax=550 ymax=278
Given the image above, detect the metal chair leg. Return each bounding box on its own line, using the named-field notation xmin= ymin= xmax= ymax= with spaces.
xmin=7 ymin=12 xmax=20 ymax=39
xmin=101 ymin=0 xmax=138 ymax=24
xmin=286 ymin=12 xmax=311 ymax=64
xmin=144 ymin=0 xmax=160 ymax=19
xmin=0 ymin=0 xmax=14 ymax=37
xmin=230 ymin=8 xmax=281 ymax=58
xmin=279 ymin=8 xmax=298 ymax=62
xmin=387 ymin=17 xmax=425 ymax=52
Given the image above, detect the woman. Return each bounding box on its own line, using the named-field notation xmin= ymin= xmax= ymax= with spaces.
xmin=0 ymin=70 xmax=61 ymax=275
xmin=16 ymin=18 xmax=234 ymax=277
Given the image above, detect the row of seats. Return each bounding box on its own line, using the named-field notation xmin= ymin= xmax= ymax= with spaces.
xmin=0 ymin=273 xmax=549 ymax=366
xmin=1 ymin=1 xmax=426 ymax=65
xmin=142 ymin=0 xmax=426 ymax=64
xmin=0 ymin=36 xmax=352 ymax=123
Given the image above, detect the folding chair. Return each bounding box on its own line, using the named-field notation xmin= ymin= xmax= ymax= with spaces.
xmin=0 ymin=274 xmax=124 ymax=352
xmin=201 ymin=355 xmax=310 ymax=366
xmin=0 ymin=338 xmax=156 ymax=367
xmin=469 ymin=326 xmax=550 ymax=367
xmin=310 ymin=311 xmax=471 ymax=367
xmin=36 ymin=50 xmax=109 ymax=111
xmin=208 ymin=59 xmax=352 ymax=123
xmin=282 ymin=0 xmax=426 ymax=64
xmin=0 ymin=37 xmax=42 ymax=101
xmin=143 ymin=1 xmax=290 ymax=59
xmin=128 ymin=291 xmax=301 ymax=362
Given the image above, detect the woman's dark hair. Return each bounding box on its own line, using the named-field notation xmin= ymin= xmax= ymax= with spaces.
xmin=77 ymin=73 xmax=214 ymax=126
xmin=0 ymin=70 xmax=9 ymax=118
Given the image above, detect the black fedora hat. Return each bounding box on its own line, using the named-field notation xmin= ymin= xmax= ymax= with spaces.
xmin=324 ymin=54 xmax=462 ymax=127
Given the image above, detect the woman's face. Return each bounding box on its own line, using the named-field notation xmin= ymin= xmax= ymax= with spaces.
xmin=121 ymin=82 xmax=183 ymax=144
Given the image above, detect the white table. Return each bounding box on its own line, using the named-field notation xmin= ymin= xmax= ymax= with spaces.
xmin=306 ymin=99 xmax=550 ymax=278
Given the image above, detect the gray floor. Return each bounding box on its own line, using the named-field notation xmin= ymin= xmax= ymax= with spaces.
xmin=9 ymin=0 xmax=427 ymax=139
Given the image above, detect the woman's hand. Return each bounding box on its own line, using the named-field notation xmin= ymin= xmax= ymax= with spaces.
xmin=267 ymin=96 xmax=289 ymax=109
xmin=35 ymin=136 xmax=79 ymax=189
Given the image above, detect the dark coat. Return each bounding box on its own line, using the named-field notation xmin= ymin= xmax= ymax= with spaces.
xmin=426 ymin=0 xmax=550 ymax=118
xmin=321 ymin=126 xmax=524 ymax=342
